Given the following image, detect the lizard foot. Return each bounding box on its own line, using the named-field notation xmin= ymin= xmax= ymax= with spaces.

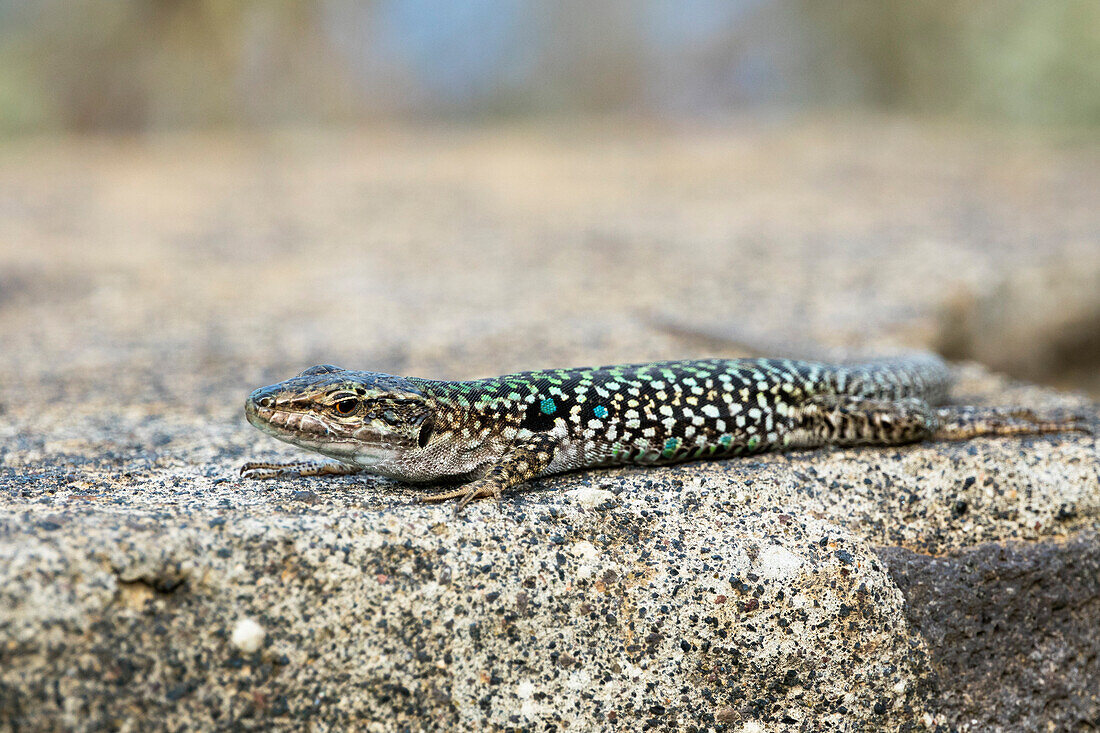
xmin=419 ymin=479 xmax=503 ymax=515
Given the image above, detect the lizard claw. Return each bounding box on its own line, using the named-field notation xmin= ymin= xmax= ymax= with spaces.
xmin=453 ymin=480 xmax=503 ymax=516
xmin=240 ymin=462 xmax=281 ymax=479
xmin=419 ymin=480 xmax=502 ymax=515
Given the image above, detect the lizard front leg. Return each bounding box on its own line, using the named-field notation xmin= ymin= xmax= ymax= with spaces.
xmin=240 ymin=459 xmax=361 ymax=480
xmin=419 ymin=435 xmax=558 ymax=514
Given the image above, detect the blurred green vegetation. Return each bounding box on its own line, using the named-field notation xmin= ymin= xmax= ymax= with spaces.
xmin=800 ymin=1 xmax=1100 ymax=124
xmin=0 ymin=0 xmax=1097 ymax=134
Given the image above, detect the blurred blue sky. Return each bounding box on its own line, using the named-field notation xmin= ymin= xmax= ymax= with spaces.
xmin=320 ymin=0 xmax=774 ymax=112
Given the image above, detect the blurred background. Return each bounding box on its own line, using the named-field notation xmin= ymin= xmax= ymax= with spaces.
xmin=1 ymin=0 xmax=1099 ymax=131
xmin=0 ymin=0 xmax=1098 ymax=424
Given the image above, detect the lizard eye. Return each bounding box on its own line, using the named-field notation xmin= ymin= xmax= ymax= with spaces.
xmin=334 ymin=398 xmax=359 ymax=416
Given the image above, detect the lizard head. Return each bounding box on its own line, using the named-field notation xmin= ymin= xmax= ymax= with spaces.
xmin=244 ymin=364 xmax=436 ymax=469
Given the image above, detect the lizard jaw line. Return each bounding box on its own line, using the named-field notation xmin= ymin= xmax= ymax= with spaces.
xmin=246 ymin=405 xmax=401 ymax=467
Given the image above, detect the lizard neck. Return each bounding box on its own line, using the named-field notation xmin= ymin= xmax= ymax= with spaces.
xmin=409 ymin=377 xmax=532 ymax=424
xmin=395 ymin=377 xmax=527 ymax=481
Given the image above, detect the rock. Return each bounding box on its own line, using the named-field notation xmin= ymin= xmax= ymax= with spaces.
xmin=3 ymin=411 xmax=1096 ymax=730
xmin=231 ymin=618 xmax=267 ymax=654
xmin=1 ymin=121 xmax=1098 ymax=730
xmin=878 ymin=533 xmax=1100 ymax=731
xmin=2 ymin=475 xmax=941 ymax=730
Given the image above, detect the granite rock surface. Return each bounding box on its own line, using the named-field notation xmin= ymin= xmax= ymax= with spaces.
xmin=1 ymin=120 xmax=1098 ymax=731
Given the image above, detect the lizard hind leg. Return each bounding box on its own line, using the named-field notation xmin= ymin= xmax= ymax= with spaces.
xmin=790 ymin=395 xmax=941 ymax=448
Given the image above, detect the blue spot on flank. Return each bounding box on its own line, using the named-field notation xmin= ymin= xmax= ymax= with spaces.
xmin=593 ymin=405 xmax=608 ymax=418
xmin=540 ymin=398 xmax=557 ymax=415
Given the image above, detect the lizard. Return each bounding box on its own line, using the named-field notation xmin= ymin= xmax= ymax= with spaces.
xmin=240 ymin=355 xmax=1089 ymax=513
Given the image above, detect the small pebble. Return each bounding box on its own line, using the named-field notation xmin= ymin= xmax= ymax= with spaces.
xmin=231 ymin=618 xmax=266 ymax=653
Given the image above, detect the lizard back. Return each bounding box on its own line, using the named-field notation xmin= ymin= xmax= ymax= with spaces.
xmin=418 ymin=355 xmax=953 ymax=474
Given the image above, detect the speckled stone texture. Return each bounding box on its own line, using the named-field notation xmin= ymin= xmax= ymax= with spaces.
xmin=1 ymin=120 xmax=1098 ymax=731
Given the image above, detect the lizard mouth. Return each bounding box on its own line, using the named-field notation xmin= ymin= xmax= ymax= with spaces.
xmin=245 ymin=401 xmax=333 ymax=439
xmin=244 ymin=396 xmax=402 ymax=466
